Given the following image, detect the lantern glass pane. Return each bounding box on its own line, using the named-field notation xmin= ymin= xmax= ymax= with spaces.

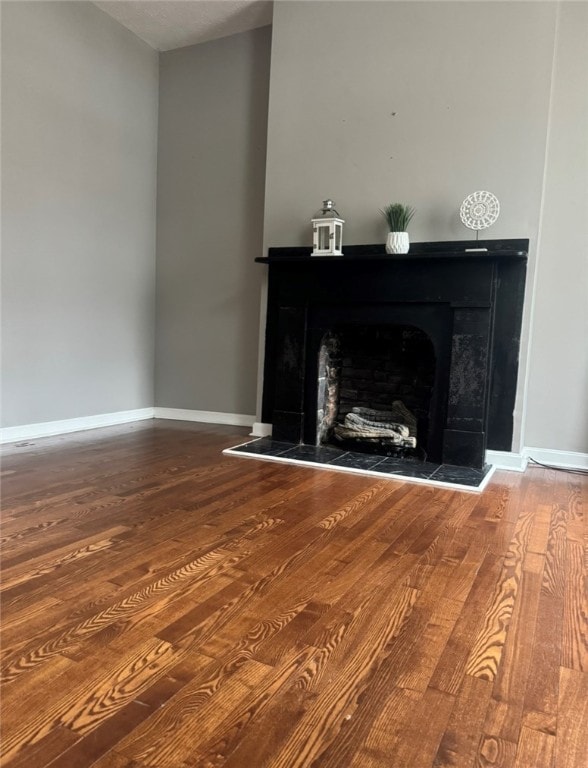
xmin=335 ymin=224 xmax=341 ymax=250
xmin=318 ymin=226 xmax=330 ymax=250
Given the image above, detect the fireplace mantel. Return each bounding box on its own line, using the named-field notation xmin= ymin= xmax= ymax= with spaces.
xmin=256 ymin=239 xmax=528 ymax=263
xmin=258 ymin=239 xmax=528 ymax=468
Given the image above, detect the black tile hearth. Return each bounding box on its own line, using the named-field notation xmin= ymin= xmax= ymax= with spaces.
xmin=370 ymin=457 xmax=441 ymax=479
xmin=226 ymin=438 xmax=494 ymax=491
xmin=328 ymin=452 xmax=388 ymax=470
xmin=231 ymin=438 xmax=293 ymax=456
xmin=429 ymin=463 xmax=491 ymax=487
xmin=279 ymin=444 xmax=345 ymax=463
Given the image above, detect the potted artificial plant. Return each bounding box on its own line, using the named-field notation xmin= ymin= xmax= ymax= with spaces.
xmin=381 ymin=203 xmax=415 ymax=254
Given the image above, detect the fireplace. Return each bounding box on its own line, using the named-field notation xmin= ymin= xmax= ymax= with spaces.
xmin=257 ymin=240 xmax=528 ymax=469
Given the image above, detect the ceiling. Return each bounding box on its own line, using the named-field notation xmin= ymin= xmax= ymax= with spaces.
xmin=93 ymin=0 xmax=273 ymax=51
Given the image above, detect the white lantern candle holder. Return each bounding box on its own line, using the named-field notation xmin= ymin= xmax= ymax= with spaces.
xmin=311 ymin=200 xmax=344 ymax=256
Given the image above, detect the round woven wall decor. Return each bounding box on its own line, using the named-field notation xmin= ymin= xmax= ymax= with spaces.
xmin=460 ymin=191 xmax=500 ymax=230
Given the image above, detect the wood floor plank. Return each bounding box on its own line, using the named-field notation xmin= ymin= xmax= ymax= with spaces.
xmin=429 ymin=552 xmax=504 ymax=695
xmin=0 ymin=545 xmax=246 ymax=684
xmin=0 ymin=652 xmax=77 ymax=714
xmin=562 ymin=537 xmax=588 ymax=671
xmin=393 ymin=595 xmax=463 ymax=692
xmin=521 ymin=590 xmax=563 ymax=721
xmin=117 ymin=656 xmax=276 ymax=767
xmin=1 ymin=727 xmax=80 ymax=768
xmin=542 ymin=482 xmax=572 ymax=599
xmin=72 ymin=751 xmax=138 ymax=768
xmin=433 ymin=674 xmax=493 ymax=768
xmin=512 ymin=726 xmax=555 ymax=768
xmin=475 ymin=735 xmax=518 ymax=768
xmin=190 ymin=585 xmax=419 ymax=768
xmin=481 ymin=570 xmax=543 ymax=744
xmin=1 ymin=637 xmax=186 ymax=763
xmin=465 ymin=484 xmax=536 ymax=681
xmin=351 ymin=686 xmax=455 ymax=768
xmin=555 ymin=666 xmax=588 ymax=768
xmin=1 ymin=528 xmax=131 ymax=593
xmin=43 ymin=653 xmax=215 ymax=768
xmin=1 ymin=421 xmax=586 ymax=768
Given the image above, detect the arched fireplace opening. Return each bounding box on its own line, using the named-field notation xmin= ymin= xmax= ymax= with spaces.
xmin=317 ymin=325 xmax=436 ymax=459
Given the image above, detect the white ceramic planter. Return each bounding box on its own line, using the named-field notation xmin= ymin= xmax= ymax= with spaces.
xmin=386 ymin=231 xmax=410 ymax=254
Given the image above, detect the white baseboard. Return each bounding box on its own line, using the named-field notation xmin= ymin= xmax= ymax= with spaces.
xmin=251 ymin=422 xmax=273 ymax=437
xmin=485 ymin=450 xmax=528 ymax=472
xmin=1 ymin=408 xmax=255 ymax=444
xmin=486 ymin=447 xmax=588 ymax=472
xmin=154 ymin=408 xmax=255 ymax=428
xmin=0 ymin=408 xmax=155 ymax=444
xmin=4 ymin=409 xmax=584 ymax=473
xmin=524 ymin=447 xmax=588 ymax=471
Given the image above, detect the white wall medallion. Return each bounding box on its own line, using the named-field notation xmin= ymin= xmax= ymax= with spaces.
xmin=459 ymin=191 xmax=500 ymax=231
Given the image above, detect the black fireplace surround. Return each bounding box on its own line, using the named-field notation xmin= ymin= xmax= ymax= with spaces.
xmin=257 ymin=239 xmax=528 ymax=469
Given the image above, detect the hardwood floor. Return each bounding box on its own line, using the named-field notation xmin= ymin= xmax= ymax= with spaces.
xmin=1 ymin=420 xmax=586 ymax=768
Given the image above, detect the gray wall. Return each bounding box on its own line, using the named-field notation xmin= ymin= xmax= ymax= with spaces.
xmin=263 ymin=0 xmax=555 ymax=249
xmin=261 ymin=0 xmax=587 ymax=454
xmin=524 ymin=2 xmax=588 ymax=453
xmin=155 ymin=26 xmax=271 ymax=416
xmin=1 ymin=1 xmax=159 ymax=428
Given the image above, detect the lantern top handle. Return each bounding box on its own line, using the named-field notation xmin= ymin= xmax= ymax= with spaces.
xmin=314 ymin=199 xmax=341 ymax=218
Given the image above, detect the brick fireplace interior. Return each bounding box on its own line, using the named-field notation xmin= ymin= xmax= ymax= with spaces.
xmin=316 ymin=325 xmax=438 ymax=460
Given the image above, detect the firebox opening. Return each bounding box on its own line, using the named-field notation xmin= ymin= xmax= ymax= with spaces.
xmin=317 ymin=325 xmax=436 ymax=459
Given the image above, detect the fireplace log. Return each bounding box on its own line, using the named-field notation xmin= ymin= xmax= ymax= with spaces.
xmin=333 ymin=404 xmax=418 ymax=448
xmin=333 ymin=424 xmax=417 ymax=448
xmin=349 ymin=404 xmax=417 ymax=436
xmin=345 ymin=412 xmax=410 ymax=437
